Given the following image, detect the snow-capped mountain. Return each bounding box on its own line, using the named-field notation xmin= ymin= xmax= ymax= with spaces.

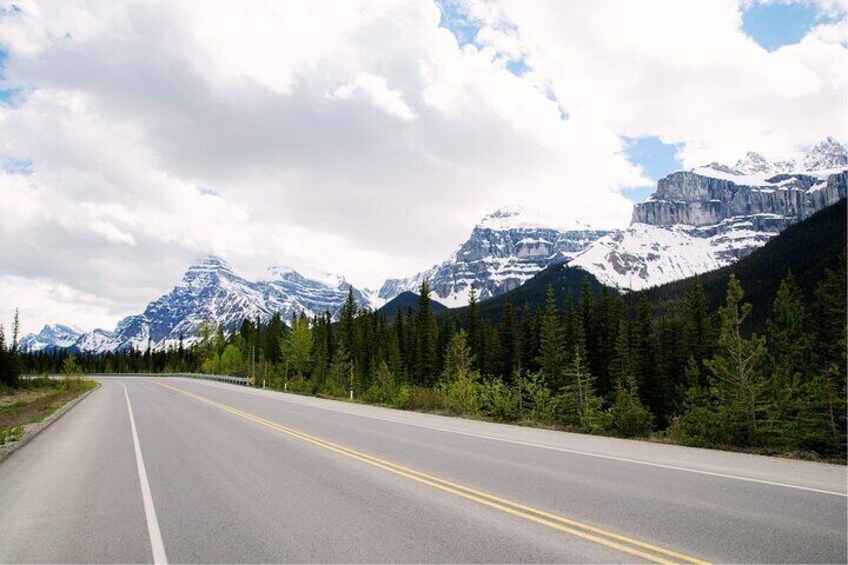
xmin=378 ymin=206 xmax=610 ymax=307
xmin=570 ymin=137 xmax=847 ymax=290
xmin=24 ymin=256 xmax=369 ymax=354
xmin=19 ymin=324 xmax=84 ymax=353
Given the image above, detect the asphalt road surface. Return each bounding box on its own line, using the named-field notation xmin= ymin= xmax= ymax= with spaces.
xmin=0 ymin=377 xmax=845 ymax=563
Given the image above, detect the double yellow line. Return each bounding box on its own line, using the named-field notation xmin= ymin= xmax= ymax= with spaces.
xmin=155 ymin=381 xmax=706 ymax=565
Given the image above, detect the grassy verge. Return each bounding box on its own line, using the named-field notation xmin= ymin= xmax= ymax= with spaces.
xmin=0 ymin=376 xmax=97 ymax=447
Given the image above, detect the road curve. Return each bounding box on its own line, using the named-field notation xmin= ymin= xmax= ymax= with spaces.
xmin=0 ymin=377 xmax=845 ymax=563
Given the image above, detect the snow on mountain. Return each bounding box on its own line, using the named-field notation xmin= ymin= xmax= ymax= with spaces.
xmin=802 ymin=136 xmax=848 ymax=172
xmin=19 ymin=324 xmax=84 ymax=353
xmin=25 ymin=256 xmax=370 ymax=354
xmin=73 ymin=329 xmax=121 ymax=354
xmin=571 ymin=137 xmax=847 ymax=290
xmin=569 ymin=220 xmax=773 ymax=290
xmin=378 ymin=206 xmax=610 ymax=307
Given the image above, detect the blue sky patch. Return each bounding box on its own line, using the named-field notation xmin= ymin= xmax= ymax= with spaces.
xmin=198 ymin=186 xmax=220 ymax=197
xmin=437 ymin=0 xmax=480 ymax=48
xmin=742 ymin=2 xmax=823 ymax=51
xmin=505 ymin=58 xmax=529 ymax=77
xmin=623 ymin=136 xmax=682 ymax=202
xmin=3 ymin=156 xmax=34 ymax=176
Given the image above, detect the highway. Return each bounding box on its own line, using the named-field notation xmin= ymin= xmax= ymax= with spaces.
xmin=0 ymin=377 xmax=845 ymax=564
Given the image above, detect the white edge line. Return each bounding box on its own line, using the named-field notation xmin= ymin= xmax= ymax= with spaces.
xmin=123 ymin=383 xmax=168 ymax=564
xmin=177 ymin=378 xmax=848 ymax=498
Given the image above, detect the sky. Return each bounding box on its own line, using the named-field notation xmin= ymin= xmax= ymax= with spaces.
xmin=0 ymin=0 xmax=846 ymax=335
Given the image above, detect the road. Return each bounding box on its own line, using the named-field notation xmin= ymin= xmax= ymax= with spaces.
xmin=0 ymin=377 xmax=845 ymax=564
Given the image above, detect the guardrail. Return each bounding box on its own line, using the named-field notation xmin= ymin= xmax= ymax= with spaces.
xmin=188 ymin=373 xmax=250 ymax=385
xmin=20 ymin=372 xmax=251 ymax=386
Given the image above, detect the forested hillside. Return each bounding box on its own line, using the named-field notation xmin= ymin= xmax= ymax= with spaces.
xmin=639 ymin=198 xmax=847 ymax=329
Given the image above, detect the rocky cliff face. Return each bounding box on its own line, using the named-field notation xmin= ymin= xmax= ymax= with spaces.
xmin=632 ymin=170 xmax=846 ymax=229
xmin=572 ymin=137 xmax=847 ymax=290
xmin=377 ymin=207 xmax=610 ymax=307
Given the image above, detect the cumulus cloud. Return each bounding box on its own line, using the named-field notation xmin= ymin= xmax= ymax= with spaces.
xmin=0 ymin=0 xmax=843 ymax=333
xmin=469 ymin=0 xmax=847 ymax=166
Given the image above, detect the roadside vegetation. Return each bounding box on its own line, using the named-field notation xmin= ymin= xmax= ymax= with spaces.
xmin=19 ymin=250 xmax=847 ymax=461
xmin=1 ymin=322 xmax=96 ymax=447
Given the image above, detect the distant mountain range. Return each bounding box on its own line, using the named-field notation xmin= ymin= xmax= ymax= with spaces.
xmin=451 ymin=198 xmax=845 ymax=331
xmin=22 ymin=257 xmax=370 ymax=354
xmin=22 ymin=137 xmax=847 ymax=354
xmin=377 ymin=206 xmax=610 ymax=307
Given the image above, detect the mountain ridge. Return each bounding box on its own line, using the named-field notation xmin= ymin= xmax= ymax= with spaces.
xmin=21 ymin=256 xmax=371 ymax=354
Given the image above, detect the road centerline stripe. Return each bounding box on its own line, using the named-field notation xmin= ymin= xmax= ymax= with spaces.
xmin=123 ymin=383 xmax=168 ymax=565
xmin=184 ymin=378 xmax=846 ymax=498
xmin=154 ymin=380 xmax=706 ymax=565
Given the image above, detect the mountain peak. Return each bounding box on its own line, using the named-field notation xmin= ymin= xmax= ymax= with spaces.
xmin=478 ymin=205 xmax=590 ymax=232
xmin=702 ymin=136 xmax=846 ymax=178
xmin=180 ymin=255 xmax=237 ymax=288
xmin=192 ymin=255 xmax=231 ymax=269
xmin=266 ymin=264 xmax=346 ymax=289
xmin=734 ymin=151 xmax=773 ymax=175
xmin=802 ymin=136 xmax=847 ymax=171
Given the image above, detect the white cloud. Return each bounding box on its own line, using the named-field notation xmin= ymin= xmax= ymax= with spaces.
xmin=331 ymin=73 xmax=417 ymax=121
xmin=469 ymin=0 xmax=847 ymax=166
xmin=0 ymin=0 xmax=843 ymax=333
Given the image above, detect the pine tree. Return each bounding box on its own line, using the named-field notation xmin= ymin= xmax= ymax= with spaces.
xmin=633 ymin=295 xmax=665 ymax=424
xmin=372 ymin=360 xmax=396 ymax=403
xmin=608 ymin=319 xmax=654 ymax=437
xmin=442 ymin=329 xmax=475 ymax=383
xmin=466 ymin=286 xmax=481 ymax=368
xmin=440 ymin=330 xmax=481 ymax=415
xmin=281 ymin=315 xmax=313 ymax=377
xmin=326 ymin=345 xmax=350 ymax=397
xmin=705 ymin=275 xmax=768 ymax=446
xmin=560 ymin=349 xmax=606 ymax=433
xmin=685 ymin=276 xmax=715 ymax=384
xmin=11 ymin=308 xmax=19 ymax=353
xmin=498 ymin=293 xmax=520 ymax=381
xmin=520 ymin=304 xmax=539 ymax=374
xmin=537 ymin=285 xmax=566 ymax=390
xmin=415 ymin=281 xmax=438 ymax=386
xmin=339 ymin=286 xmax=358 ymax=355
xmin=806 ymin=260 xmax=847 ymax=453
xmin=562 ymin=290 xmax=576 ymax=361
xmin=608 ymin=319 xmax=633 ymax=387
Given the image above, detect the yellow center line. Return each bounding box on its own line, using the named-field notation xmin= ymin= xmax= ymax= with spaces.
xmin=153 ymin=380 xmax=707 ymax=565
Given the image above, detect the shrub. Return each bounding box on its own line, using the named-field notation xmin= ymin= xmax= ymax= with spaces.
xmin=392 ymin=384 xmax=411 ymax=409
xmin=406 ymin=386 xmax=444 ymax=412
xmin=479 ymin=377 xmax=520 ymax=422
xmin=520 ymin=371 xmax=559 ymax=425
xmin=440 ymin=370 xmax=481 ymax=416
xmin=609 ymin=388 xmax=654 ymax=437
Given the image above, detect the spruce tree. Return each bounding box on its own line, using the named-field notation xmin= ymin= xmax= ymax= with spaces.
xmin=633 ymin=294 xmax=665 ymax=424
xmin=537 ymin=285 xmax=566 ymax=390
xmin=685 ymin=276 xmax=715 ymax=383
xmin=560 ymin=349 xmax=606 ymax=432
xmin=705 ymin=275 xmax=768 ymax=446
xmin=608 ymin=319 xmax=654 ymax=437
xmin=466 ymin=286 xmax=481 ymax=368
xmin=339 ymin=286 xmax=358 ymax=355
xmin=498 ymin=293 xmax=520 ymax=381
xmin=415 ymin=281 xmax=438 ymax=386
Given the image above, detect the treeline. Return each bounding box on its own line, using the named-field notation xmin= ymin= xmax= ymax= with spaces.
xmin=0 ymin=309 xmax=22 ymax=388
xmin=20 ymin=260 xmax=847 ymax=458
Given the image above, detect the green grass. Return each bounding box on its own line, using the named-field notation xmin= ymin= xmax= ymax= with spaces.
xmin=0 ymin=377 xmax=97 ymax=446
